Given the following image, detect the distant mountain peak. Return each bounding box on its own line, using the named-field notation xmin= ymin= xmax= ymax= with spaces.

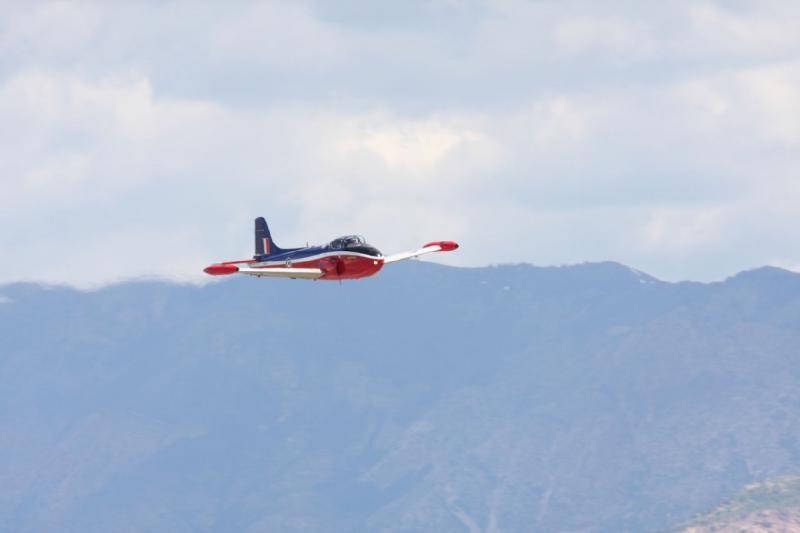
xmin=550 ymin=260 xmax=663 ymax=286
xmin=726 ymin=266 xmax=800 ymax=287
xmin=733 ymin=265 xmax=797 ymax=278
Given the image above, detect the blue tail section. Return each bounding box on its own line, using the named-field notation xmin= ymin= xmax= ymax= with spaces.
xmin=255 ymin=217 xmax=284 ymax=257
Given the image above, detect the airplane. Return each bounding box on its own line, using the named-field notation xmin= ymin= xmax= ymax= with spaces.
xmin=203 ymin=217 xmax=459 ymax=281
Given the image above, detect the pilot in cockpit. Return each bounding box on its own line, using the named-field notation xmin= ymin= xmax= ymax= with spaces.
xmin=328 ymin=235 xmax=381 ymax=256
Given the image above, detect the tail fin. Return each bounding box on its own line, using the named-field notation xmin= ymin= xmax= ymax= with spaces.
xmin=254 ymin=217 xmax=284 ymax=257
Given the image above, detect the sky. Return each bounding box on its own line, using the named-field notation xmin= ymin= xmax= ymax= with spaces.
xmin=1 ymin=0 xmax=799 ymax=286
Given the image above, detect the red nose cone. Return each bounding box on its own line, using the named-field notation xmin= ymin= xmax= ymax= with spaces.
xmin=203 ymin=263 xmax=239 ymax=276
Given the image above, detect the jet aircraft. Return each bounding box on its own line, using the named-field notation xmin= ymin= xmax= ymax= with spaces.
xmin=203 ymin=217 xmax=459 ymax=281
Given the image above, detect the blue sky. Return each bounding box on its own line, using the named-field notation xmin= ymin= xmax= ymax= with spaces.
xmin=2 ymin=1 xmax=799 ymax=286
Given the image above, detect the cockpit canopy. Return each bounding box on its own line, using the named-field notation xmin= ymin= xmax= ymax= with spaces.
xmin=328 ymin=235 xmax=381 ymax=256
xmin=329 ymin=235 xmax=366 ymax=249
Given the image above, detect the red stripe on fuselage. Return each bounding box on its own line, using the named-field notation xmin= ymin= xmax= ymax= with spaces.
xmin=249 ymin=254 xmax=384 ymax=280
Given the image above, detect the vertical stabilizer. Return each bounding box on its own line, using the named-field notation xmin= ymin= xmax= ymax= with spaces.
xmin=255 ymin=217 xmax=283 ymax=257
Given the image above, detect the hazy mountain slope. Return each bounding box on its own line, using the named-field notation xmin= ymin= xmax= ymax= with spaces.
xmin=1 ymin=262 xmax=800 ymax=532
xmin=678 ymin=476 xmax=800 ymax=532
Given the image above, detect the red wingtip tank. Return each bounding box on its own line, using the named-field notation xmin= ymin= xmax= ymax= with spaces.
xmin=203 ymin=263 xmax=239 ymax=276
xmin=424 ymin=240 xmax=459 ymax=251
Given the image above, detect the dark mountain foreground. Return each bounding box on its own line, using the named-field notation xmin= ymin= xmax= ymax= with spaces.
xmin=2 ymin=261 xmax=800 ymax=532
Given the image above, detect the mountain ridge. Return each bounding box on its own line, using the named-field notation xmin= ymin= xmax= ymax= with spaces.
xmin=3 ymin=260 xmax=799 ymax=295
xmin=2 ymin=260 xmax=800 ymax=532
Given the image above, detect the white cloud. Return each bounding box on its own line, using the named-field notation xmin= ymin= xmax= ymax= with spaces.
xmin=2 ymin=1 xmax=800 ymax=285
xmin=211 ymin=3 xmax=350 ymax=70
xmin=553 ymin=15 xmax=654 ymax=62
xmin=8 ymin=225 xmax=212 ymax=289
xmin=0 ymin=2 xmax=102 ymax=62
xmin=639 ymin=206 xmax=727 ymax=253
xmin=686 ymin=3 xmax=800 ymax=57
xmin=737 ymin=64 xmax=800 ymax=147
xmin=0 ymin=71 xmax=225 ymax=218
xmin=766 ymin=258 xmax=800 ymax=274
xmin=336 ymin=118 xmax=474 ymax=174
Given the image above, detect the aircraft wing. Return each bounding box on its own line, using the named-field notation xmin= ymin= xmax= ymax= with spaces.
xmin=383 ymin=241 xmax=459 ymax=264
xmin=237 ymin=267 xmax=324 ymax=279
